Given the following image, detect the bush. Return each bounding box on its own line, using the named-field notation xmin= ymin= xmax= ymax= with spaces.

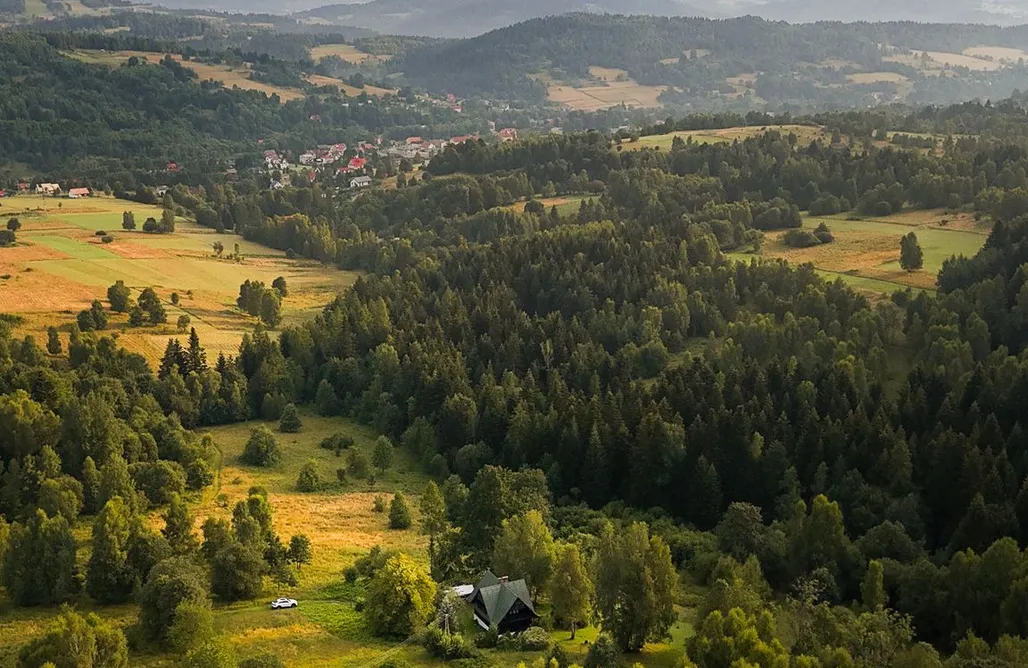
xmin=279 ymin=403 xmax=303 ymax=433
xmin=320 ymin=433 xmax=354 ymax=452
xmin=518 ymin=626 xmax=551 ymax=651
xmin=475 ymin=627 xmax=499 ymax=649
xmin=782 ymin=229 xmax=821 ymax=248
xmin=240 ymin=653 xmax=287 ymax=668
xmin=389 ymin=492 xmax=412 ymax=529
xmin=874 ymin=201 xmax=893 ymax=217
xmin=424 ymin=626 xmax=476 ymax=660
xmin=373 ymin=494 xmax=386 ymax=513
xmin=296 ymin=460 xmax=322 ymax=492
xmin=812 ymin=221 xmax=834 ymax=244
xmin=95 ymin=230 xmax=107 ymax=236
xmin=101 ymin=235 xmax=114 ymax=243
xmin=241 ymin=426 xmax=281 ymax=467
xmin=584 ymin=635 xmax=623 ymax=668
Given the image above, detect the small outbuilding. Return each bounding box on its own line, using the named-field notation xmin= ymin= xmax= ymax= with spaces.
xmin=462 ymin=570 xmax=538 ymax=633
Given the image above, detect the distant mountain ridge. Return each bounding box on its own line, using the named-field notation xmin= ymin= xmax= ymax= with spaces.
xmin=296 ymin=0 xmax=714 ymax=38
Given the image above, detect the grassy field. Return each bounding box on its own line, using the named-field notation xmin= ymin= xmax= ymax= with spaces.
xmin=0 ymin=194 xmax=357 ymax=365
xmin=0 ymin=409 xmax=696 ymax=668
xmin=504 ymin=195 xmax=592 ymax=215
xmin=545 ymin=66 xmax=666 ymax=111
xmin=733 ymin=208 xmax=989 ymax=294
xmin=309 ymin=44 xmax=390 ymax=65
xmin=627 ymin=124 xmax=826 ymax=150
xmin=63 ymin=49 xmax=395 ymax=100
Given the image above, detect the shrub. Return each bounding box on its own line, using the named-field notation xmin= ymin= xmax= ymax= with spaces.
xmin=296 ymin=460 xmax=322 ymax=492
xmin=279 ymin=403 xmax=303 ymax=433
xmin=518 ymin=626 xmax=551 ymax=651
xmin=373 ymin=494 xmax=386 ymax=513
xmin=476 ymin=628 xmax=499 ymax=648
xmin=389 ymin=492 xmax=412 ymax=529
xmin=241 ymin=426 xmax=281 ymax=467
xmin=584 ymin=635 xmax=623 ymax=668
xmin=424 ymin=626 xmax=476 ymax=660
xmin=101 ymin=235 xmax=114 ymax=243
xmin=240 ymin=653 xmax=286 ymax=668
xmin=95 ymin=230 xmax=107 ymax=236
xmin=812 ymin=222 xmax=834 ymax=244
xmin=782 ymin=229 xmax=821 ymax=248
xmin=348 ymin=450 xmax=372 ymax=479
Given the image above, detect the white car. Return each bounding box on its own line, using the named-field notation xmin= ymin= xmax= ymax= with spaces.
xmin=271 ymin=597 xmax=298 ymax=610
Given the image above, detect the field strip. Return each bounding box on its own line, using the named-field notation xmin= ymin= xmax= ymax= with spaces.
xmin=822 ymin=214 xmax=991 ymax=235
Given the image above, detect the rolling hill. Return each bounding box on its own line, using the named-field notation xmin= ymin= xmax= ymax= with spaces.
xmin=296 ymin=0 xmax=711 ymax=38
xmin=385 ymin=13 xmax=1028 ymax=110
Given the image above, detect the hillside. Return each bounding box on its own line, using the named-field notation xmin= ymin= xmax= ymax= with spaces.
xmin=390 ymin=14 xmax=1028 ymax=110
xmin=133 ymin=0 xmax=1028 ymax=34
xmin=296 ymin=0 xmax=711 ymax=39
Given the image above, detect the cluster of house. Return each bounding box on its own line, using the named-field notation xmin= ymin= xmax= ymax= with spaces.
xmin=0 ymin=183 xmax=93 ymax=198
xmin=259 ymin=126 xmax=520 ymax=192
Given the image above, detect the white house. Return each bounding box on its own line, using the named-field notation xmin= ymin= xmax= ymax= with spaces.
xmin=350 ymin=176 xmax=372 ymax=189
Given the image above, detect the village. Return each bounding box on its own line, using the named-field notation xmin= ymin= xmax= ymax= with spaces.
xmin=260 ymin=125 xmax=519 ymax=191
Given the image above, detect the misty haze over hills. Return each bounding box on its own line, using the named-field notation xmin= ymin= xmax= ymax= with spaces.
xmin=147 ymin=0 xmax=1028 ymax=37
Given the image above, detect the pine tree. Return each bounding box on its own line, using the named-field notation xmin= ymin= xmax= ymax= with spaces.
xmin=187 ymin=328 xmax=208 ymax=373
xmin=46 ymin=326 xmax=62 ymax=355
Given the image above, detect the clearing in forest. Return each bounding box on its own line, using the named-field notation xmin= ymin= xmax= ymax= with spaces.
xmin=741 ymin=209 xmax=989 ymax=293
xmin=63 ymin=50 xmax=395 ymax=100
xmin=626 ymin=124 xmax=826 ymax=150
xmin=0 ymin=194 xmax=356 ymax=365
xmin=546 ymin=66 xmax=666 ymax=111
xmin=310 ymin=43 xmax=390 ymax=65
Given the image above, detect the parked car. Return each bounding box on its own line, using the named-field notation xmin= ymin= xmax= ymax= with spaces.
xmin=271 ymin=597 xmax=298 ymax=609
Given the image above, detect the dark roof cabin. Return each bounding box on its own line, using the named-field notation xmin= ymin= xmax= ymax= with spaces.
xmin=465 ymin=570 xmax=538 ymax=633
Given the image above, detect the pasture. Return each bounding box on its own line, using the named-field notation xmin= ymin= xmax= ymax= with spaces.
xmin=546 ymin=66 xmax=666 ymax=111
xmin=0 ymin=194 xmax=357 ymax=365
xmin=505 ymin=195 xmax=592 ymax=215
xmin=626 ymin=124 xmax=826 ymax=150
xmin=309 ymin=43 xmax=390 ymax=65
xmin=740 ymin=209 xmax=988 ymax=293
